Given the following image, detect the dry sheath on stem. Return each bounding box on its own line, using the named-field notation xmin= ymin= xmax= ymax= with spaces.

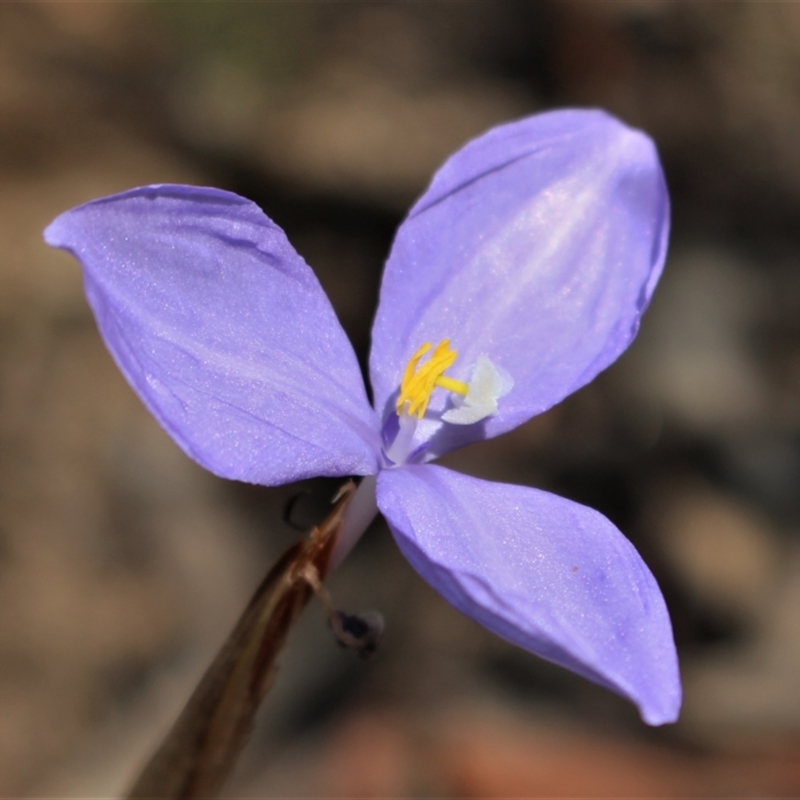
xmin=126 ymin=482 xmax=356 ymax=800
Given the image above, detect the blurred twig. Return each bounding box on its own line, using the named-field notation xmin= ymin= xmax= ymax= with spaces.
xmin=126 ymin=481 xmax=356 ymax=800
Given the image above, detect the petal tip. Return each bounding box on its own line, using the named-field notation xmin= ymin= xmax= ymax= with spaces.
xmin=640 ymin=694 xmax=682 ymax=726
xmin=43 ymin=214 xmax=69 ymax=249
xmin=634 ymin=660 xmax=682 ymax=726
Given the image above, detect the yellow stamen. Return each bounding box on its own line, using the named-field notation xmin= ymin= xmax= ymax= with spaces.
xmin=396 ymin=339 xmax=468 ymax=419
xmin=435 ymin=375 xmax=469 ymax=395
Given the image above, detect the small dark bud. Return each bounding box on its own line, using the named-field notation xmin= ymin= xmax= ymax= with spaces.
xmin=330 ymin=610 xmax=384 ymax=658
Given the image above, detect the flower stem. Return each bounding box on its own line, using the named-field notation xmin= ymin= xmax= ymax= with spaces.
xmin=125 ymin=481 xmax=357 ymax=800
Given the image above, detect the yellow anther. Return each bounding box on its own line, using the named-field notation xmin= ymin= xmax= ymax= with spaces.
xmin=396 ymin=339 xmax=468 ymax=419
xmin=435 ymin=375 xmax=470 ymax=395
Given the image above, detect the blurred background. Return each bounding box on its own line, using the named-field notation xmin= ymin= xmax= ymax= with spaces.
xmin=2 ymin=1 xmax=800 ymax=796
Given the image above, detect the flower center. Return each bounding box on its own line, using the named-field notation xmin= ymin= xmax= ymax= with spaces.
xmin=396 ymin=339 xmax=468 ymax=419
xmin=384 ymin=340 xmax=513 ymax=467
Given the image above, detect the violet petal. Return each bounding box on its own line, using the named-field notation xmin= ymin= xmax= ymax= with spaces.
xmin=377 ymin=464 xmax=681 ymax=725
xmin=45 ymin=185 xmax=381 ymax=484
xmin=370 ymin=110 xmax=669 ymax=457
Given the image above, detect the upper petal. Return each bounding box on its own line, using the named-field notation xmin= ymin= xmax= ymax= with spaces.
xmin=45 ymin=185 xmax=381 ymax=484
xmin=370 ymin=109 xmax=669 ymax=457
xmin=378 ymin=464 xmax=681 ymax=725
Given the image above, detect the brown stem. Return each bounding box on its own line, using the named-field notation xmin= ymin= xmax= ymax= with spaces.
xmin=126 ymin=481 xmax=356 ymax=800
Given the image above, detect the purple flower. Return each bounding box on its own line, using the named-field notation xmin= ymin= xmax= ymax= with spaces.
xmin=44 ymin=109 xmax=680 ymax=725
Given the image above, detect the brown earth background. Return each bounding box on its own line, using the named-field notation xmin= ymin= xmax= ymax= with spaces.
xmin=2 ymin=2 xmax=800 ymax=797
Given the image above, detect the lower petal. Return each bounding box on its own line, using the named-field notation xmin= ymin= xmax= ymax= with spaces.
xmin=377 ymin=464 xmax=681 ymax=725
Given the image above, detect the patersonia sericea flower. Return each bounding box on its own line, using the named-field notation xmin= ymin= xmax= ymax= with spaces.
xmin=44 ymin=109 xmax=681 ymax=725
